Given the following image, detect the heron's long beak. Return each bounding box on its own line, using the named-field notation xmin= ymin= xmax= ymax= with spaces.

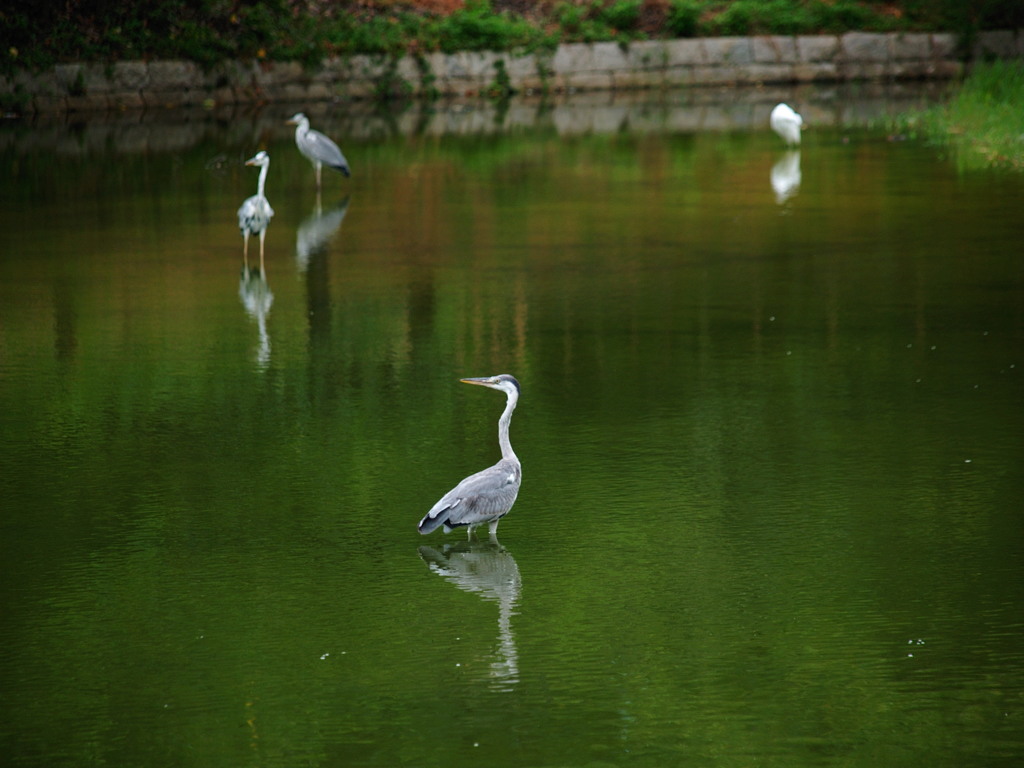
xmin=245 ymin=159 xmax=257 ymax=166
xmin=460 ymin=377 xmax=492 ymax=387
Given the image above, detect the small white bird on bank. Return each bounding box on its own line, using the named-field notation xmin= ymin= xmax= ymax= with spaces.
xmin=237 ymin=151 xmax=275 ymax=268
xmin=770 ymin=103 xmax=804 ymax=147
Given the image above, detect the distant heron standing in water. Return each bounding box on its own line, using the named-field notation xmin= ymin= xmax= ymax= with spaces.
xmin=770 ymin=103 xmax=804 ymax=147
xmin=286 ymin=112 xmax=351 ymax=191
xmin=237 ymin=151 xmax=275 ymax=268
xmin=419 ymin=375 xmax=522 ymax=539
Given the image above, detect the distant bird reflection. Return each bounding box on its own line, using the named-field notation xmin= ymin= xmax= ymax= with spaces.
xmin=419 ymin=539 xmax=521 ymax=690
xmin=237 ymin=151 xmax=275 ymax=271
xmin=296 ymin=196 xmax=350 ymax=273
xmin=239 ymin=262 xmax=273 ymax=369
xmin=770 ymin=150 xmax=802 ymax=204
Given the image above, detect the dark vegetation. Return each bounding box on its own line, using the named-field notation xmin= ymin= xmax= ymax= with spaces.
xmin=3 ymin=0 xmax=1022 ymax=74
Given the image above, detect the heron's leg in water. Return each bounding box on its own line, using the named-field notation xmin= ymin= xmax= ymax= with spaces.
xmin=488 ymin=519 xmax=500 ymax=537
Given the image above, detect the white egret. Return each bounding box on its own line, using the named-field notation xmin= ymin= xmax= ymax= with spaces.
xmin=770 ymin=103 xmax=804 ymax=147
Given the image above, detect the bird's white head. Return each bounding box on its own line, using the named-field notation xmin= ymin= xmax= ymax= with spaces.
xmin=245 ymin=150 xmax=270 ymax=167
xmin=286 ymin=113 xmax=310 ymax=129
xmin=460 ymin=374 xmax=520 ymax=397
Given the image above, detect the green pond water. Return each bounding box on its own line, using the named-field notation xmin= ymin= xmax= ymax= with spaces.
xmin=1 ymin=86 xmax=1022 ymax=767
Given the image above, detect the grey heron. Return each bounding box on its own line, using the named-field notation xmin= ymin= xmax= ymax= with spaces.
xmin=237 ymin=151 xmax=275 ymax=269
xmin=418 ymin=375 xmax=522 ymax=539
xmin=286 ymin=112 xmax=351 ymax=190
xmin=770 ymin=103 xmax=803 ymax=147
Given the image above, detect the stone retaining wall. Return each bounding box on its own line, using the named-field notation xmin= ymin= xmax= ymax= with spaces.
xmin=3 ymin=30 xmax=1021 ymax=113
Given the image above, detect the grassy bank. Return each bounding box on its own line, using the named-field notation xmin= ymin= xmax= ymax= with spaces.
xmin=894 ymin=61 xmax=1024 ymax=171
xmin=3 ymin=0 xmax=1023 ymax=74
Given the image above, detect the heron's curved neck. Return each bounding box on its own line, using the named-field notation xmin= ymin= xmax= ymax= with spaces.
xmin=497 ymin=390 xmax=519 ymax=463
xmin=256 ymin=163 xmax=269 ymax=197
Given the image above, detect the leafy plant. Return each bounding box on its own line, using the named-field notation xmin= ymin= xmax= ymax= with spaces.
xmin=666 ymin=1 xmax=702 ymax=37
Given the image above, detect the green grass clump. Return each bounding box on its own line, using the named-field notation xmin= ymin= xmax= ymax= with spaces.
xmin=895 ymin=61 xmax=1024 ymax=171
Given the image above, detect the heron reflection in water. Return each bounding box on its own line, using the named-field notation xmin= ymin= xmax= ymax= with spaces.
xmin=419 ymin=540 xmax=521 ymax=689
xmin=237 ymin=151 xmax=275 ymax=271
xmin=296 ymin=196 xmax=350 ymax=273
xmin=771 ymin=150 xmax=802 ymax=205
xmin=418 ymin=375 xmax=522 ymax=539
xmin=239 ymin=260 xmax=273 ymax=369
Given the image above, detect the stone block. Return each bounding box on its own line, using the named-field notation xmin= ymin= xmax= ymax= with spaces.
xmin=663 ymin=67 xmax=696 ymax=87
xmin=841 ymin=32 xmax=890 ymax=62
xmin=112 ymin=61 xmax=148 ymax=90
xmin=33 ymin=95 xmax=66 ymax=112
xmin=840 ymin=62 xmax=889 ymax=80
xmin=753 ymin=36 xmax=798 ymax=64
xmin=930 ymin=33 xmax=959 ymax=60
xmin=446 ymin=51 xmax=498 ymax=80
xmin=792 ymin=62 xmax=839 ymax=82
xmin=591 ymin=42 xmax=630 ymax=71
xmin=664 ymin=39 xmax=705 ymax=67
xmin=395 ymin=56 xmax=420 ymax=85
xmin=81 ymin=63 xmax=116 ymax=94
xmin=210 ymin=86 xmax=238 ymax=105
xmin=627 ymin=41 xmax=669 ymax=71
xmin=317 ymin=56 xmax=355 ymax=83
xmin=797 ymin=36 xmax=839 ymax=63
xmin=691 ymin=65 xmax=738 ymax=85
xmin=53 ymin=64 xmax=83 ymax=91
xmin=108 ymin=91 xmax=146 ymax=109
xmin=553 ymin=43 xmax=592 ymax=74
xmin=148 ymin=60 xmax=198 ymax=90
xmin=889 ymin=33 xmax=932 ymax=61
xmin=930 ymin=60 xmax=964 ymax=79
xmin=745 ymin=63 xmax=797 ymax=83
xmin=254 ymin=61 xmax=303 ymax=88
xmin=143 ymin=90 xmax=189 ymax=108
xmin=704 ymin=37 xmax=753 ymax=66
xmin=613 ymin=70 xmax=661 ymax=89
xmin=504 ymin=52 xmax=539 ymax=81
xmin=558 ymin=72 xmax=615 ymax=91
xmin=894 ymin=59 xmax=945 ymax=79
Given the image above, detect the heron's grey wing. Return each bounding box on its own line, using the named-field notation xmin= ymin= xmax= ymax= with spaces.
xmin=306 ymin=130 xmax=351 ymax=176
xmin=418 ymin=461 xmax=520 ymax=534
